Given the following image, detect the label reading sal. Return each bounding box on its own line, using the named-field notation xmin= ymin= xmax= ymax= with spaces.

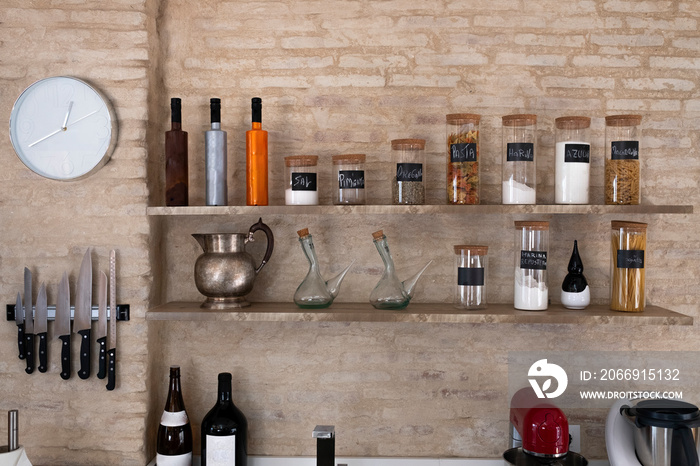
xmin=611 ymin=141 xmax=639 ymax=160
xmin=564 ymin=143 xmax=590 ymax=163
xmin=291 ymin=172 xmax=317 ymax=191
xmin=507 ymin=143 xmax=534 ymax=162
xmin=450 ymin=143 xmax=477 ymax=163
xmin=396 ymin=163 xmax=423 ymax=182
xmin=338 ymin=170 xmax=365 ymax=189
xmin=458 ymin=267 xmax=485 ymax=286
xmin=617 ymin=250 xmax=645 ymax=269
xmin=206 ymin=434 xmax=236 ymax=466
xmin=520 ymin=251 xmax=547 ymax=270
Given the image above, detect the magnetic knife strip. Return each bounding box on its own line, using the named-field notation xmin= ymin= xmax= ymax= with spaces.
xmin=6 ymin=304 xmax=130 ymax=322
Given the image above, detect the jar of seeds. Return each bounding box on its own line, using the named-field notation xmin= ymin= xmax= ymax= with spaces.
xmin=446 ymin=114 xmax=481 ymax=205
xmin=391 ymin=138 xmax=425 ymax=205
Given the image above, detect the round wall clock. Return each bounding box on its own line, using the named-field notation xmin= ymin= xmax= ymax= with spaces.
xmin=9 ymin=76 xmax=118 ymax=181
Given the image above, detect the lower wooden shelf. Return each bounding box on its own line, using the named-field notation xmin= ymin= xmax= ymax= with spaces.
xmin=147 ymin=302 xmax=693 ymax=326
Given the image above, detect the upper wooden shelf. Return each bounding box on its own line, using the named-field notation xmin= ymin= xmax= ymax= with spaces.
xmin=147 ymin=204 xmax=693 ymax=216
xmin=147 ymin=302 xmax=693 ymax=326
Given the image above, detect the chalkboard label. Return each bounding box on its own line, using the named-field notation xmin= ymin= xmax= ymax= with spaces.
xmin=396 ymin=163 xmax=423 ymax=182
xmin=617 ymin=250 xmax=645 ymax=269
xmin=520 ymin=251 xmax=547 ymax=270
xmin=450 ymin=143 xmax=477 ymax=163
xmin=611 ymin=141 xmax=639 ymax=160
xmin=564 ymin=143 xmax=590 ymax=163
xmin=458 ymin=267 xmax=485 ymax=286
xmin=291 ymin=172 xmax=317 ymax=191
xmin=507 ymin=143 xmax=534 ymax=162
xmin=338 ymin=170 xmax=365 ymax=189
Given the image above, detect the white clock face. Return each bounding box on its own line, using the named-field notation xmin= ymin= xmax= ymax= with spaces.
xmin=9 ymin=76 xmax=117 ymax=180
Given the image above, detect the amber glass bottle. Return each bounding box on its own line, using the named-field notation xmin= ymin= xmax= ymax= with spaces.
xmin=246 ymin=97 xmax=268 ymax=206
xmin=165 ymin=98 xmax=188 ymax=206
xmin=156 ymin=365 xmax=193 ymax=465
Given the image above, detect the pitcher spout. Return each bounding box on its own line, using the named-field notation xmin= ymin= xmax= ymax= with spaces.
xmin=326 ymin=259 xmax=356 ymax=299
xmin=402 ymin=260 xmax=432 ymax=299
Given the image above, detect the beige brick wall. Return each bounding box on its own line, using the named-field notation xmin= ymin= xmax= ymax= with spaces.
xmin=0 ymin=0 xmax=699 ymax=464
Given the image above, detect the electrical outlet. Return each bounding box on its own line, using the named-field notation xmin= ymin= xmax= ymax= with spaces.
xmin=569 ymin=424 xmax=581 ymax=452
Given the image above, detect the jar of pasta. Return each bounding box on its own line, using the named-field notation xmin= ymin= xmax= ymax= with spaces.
xmin=454 ymin=245 xmax=488 ymax=309
xmin=610 ymin=221 xmax=647 ymax=312
xmin=446 ymin=114 xmax=480 ymax=205
xmin=605 ymin=115 xmax=642 ymax=205
xmin=391 ymin=139 xmax=425 ymax=205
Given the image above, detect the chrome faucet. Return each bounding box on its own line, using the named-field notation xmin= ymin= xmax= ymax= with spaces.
xmin=312 ymin=425 xmax=335 ymax=466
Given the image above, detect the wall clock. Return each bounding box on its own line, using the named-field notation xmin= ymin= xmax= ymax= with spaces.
xmin=9 ymin=76 xmax=118 ymax=180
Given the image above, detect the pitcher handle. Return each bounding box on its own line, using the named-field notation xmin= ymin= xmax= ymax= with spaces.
xmin=248 ymin=218 xmax=274 ymax=274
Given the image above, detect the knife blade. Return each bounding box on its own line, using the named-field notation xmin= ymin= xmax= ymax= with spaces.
xmin=15 ymin=293 xmax=25 ymax=360
xmin=97 ymin=271 xmax=107 ymax=379
xmin=35 ymin=283 xmax=48 ymax=373
xmin=56 ymin=272 xmax=71 ymax=380
xmin=75 ymin=249 xmax=92 ymax=379
xmin=24 ymin=268 xmax=34 ymax=374
xmin=107 ymin=249 xmax=117 ymax=391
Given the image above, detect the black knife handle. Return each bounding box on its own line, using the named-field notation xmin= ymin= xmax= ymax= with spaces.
xmin=59 ymin=335 xmax=71 ymax=380
xmin=97 ymin=336 xmax=107 ymax=379
xmin=17 ymin=324 xmax=25 ymax=360
xmin=38 ymin=332 xmax=48 ymax=373
xmin=106 ymin=348 xmax=116 ymax=391
xmin=25 ymin=333 xmax=34 ymax=374
xmin=78 ymin=329 xmax=91 ymax=380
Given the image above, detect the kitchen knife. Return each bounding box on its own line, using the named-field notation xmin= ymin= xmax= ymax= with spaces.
xmin=75 ymin=249 xmax=92 ymax=379
xmin=15 ymin=292 xmax=25 ymax=360
xmin=97 ymin=271 xmax=107 ymax=379
xmin=56 ymin=272 xmax=71 ymax=380
xmin=35 ymin=283 xmax=48 ymax=373
xmin=24 ymin=267 xmax=34 ymax=374
xmin=106 ymin=249 xmax=117 ymax=391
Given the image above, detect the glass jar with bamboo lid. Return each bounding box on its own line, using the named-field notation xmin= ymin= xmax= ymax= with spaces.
xmin=284 ymin=155 xmax=319 ymax=205
xmin=332 ymin=154 xmax=366 ymax=205
xmin=446 ymin=114 xmax=480 ymax=205
xmin=502 ymin=114 xmax=537 ymax=205
xmin=453 ymin=245 xmax=488 ymax=309
xmin=391 ymin=139 xmax=425 ymax=205
xmin=605 ymin=115 xmax=642 ymax=205
xmin=610 ymin=221 xmax=647 ymax=312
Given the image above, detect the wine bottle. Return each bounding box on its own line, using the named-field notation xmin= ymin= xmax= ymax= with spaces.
xmin=165 ymin=98 xmax=189 ymax=206
xmin=205 ymin=98 xmax=228 ymax=206
xmin=201 ymin=372 xmax=248 ymax=466
xmin=156 ymin=366 xmax=193 ymax=466
xmin=246 ymin=97 xmax=268 ymax=206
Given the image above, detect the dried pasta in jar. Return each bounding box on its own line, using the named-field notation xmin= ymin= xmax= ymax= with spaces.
xmin=610 ymin=221 xmax=647 ymax=312
xmin=446 ymin=114 xmax=480 ymax=205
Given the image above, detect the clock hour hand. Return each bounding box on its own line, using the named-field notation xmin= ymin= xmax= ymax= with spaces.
xmin=62 ymin=101 xmax=73 ymax=130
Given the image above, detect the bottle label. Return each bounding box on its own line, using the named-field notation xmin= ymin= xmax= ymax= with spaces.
xmin=564 ymin=143 xmax=590 ymax=163
xmin=457 ymin=267 xmax=485 ymax=286
xmin=206 ymin=435 xmax=236 ymax=466
xmin=611 ymin=141 xmax=639 ymax=160
xmin=156 ymin=452 xmax=192 ymax=465
xmin=396 ymin=163 xmax=423 ymax=182
xmin=617 ymin=250 xmax=645 ymax=269
xmin=160 ymin=410 xmax=189 ymax=427
xmin=338 ymin=170 xmax=365 ymax=189
xmin=450 ymin=143 xmax=477 ymax=163
xmin=506 ymin=143 xmax=534 ymax=162
xmin=520 ymin=251 xmax=547 ymax=270
xmin=291 ymin=172 xmax=317 ymax=191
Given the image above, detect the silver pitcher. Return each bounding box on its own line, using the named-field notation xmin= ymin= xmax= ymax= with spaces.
xmin=192 ymin=218 xmax=274 ymax=309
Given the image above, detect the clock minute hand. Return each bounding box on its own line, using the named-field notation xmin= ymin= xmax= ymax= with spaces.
xmin=65 ymin=109 xmax=99 ymax=129
xmin=28 ymin=128 xmax=63 ymax=147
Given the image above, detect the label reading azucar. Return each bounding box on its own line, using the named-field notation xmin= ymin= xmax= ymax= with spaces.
xmin=617 ymin=250 xmax=645 ymax=269
xmin=520 ymin=251 xmax=547 ymax=270
xmin=564 ymin=143 xmax=590 ymax=163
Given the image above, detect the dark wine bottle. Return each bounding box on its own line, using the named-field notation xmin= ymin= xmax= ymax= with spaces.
xmin=156 ymin=366 xmax=193 ymax=465
xmin=165 ymin=97 xmax=188 ymax=206
xmin=201 ymin=372 xmax=248 ymax=466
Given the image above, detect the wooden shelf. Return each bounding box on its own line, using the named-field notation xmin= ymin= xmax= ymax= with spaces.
xmin=146 ymin=204 xmax=693 ymax=216
xmin=147 ymin=302 xmax=693 ymax=326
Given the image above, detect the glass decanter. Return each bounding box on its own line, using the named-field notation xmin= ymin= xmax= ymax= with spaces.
xmin=369 ymin=230 xmax=432 ymax=310
xmin=294 ymin=228 xmax=354 ymax=309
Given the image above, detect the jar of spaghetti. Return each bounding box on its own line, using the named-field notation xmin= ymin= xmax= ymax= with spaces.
xmin=502 ymin=114 xmax=537 ymax=204
xmin=332 ymin=154 xmax=366 ymax=205
xmin=391 ymin=139 xmax=425 ymax=205
xmin=610 ymin=221 xmax=647 ymax=312
xmin=514 ymin=221 xmax=549 ymax=311
xmin=285 ymin=155 xmax=319 ymax=205
xmin=446 ymin=114 xmax=480 ymax=205
xmin=454 ymin=245 xmax=488 ymax=309
xmin=605 ymin=115 xmax=642 ymax=205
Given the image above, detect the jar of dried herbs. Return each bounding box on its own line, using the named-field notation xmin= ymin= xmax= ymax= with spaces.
xmin=391 ymin=138 xmax=425 ymax=205
xmin=605 ymin=115 xmax=642 ymax=205
xmin=446 ymin=113 xmax=480 ymax=205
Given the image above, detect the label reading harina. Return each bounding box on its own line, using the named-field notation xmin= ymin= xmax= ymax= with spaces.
xmin=160 ymin=410 xmax=189 ymax=427
xmin=206 ymin=435 xmax=236 ymax=466
xmin=156 ymin=452 xmax=192 ymax=466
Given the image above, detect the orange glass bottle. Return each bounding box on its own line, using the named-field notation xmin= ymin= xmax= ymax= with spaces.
xmin=246 ymin=97 xmax=268 ymax=206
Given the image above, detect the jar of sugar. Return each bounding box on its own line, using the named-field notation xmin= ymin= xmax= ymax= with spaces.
xmin=285 ymin=155 xmax=319 ymax=205
xmin=514 ymin=221 xmax=549 ymax=310
xmin=502 ymin=114 xmax=537 ymax=204
xmin=453 ymin=245 xmax=488 ymax=310
xmin=332 ymin=154 xmax=366 ymax=205
xmin=555 ymin=116 xmax=591 ymax=204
